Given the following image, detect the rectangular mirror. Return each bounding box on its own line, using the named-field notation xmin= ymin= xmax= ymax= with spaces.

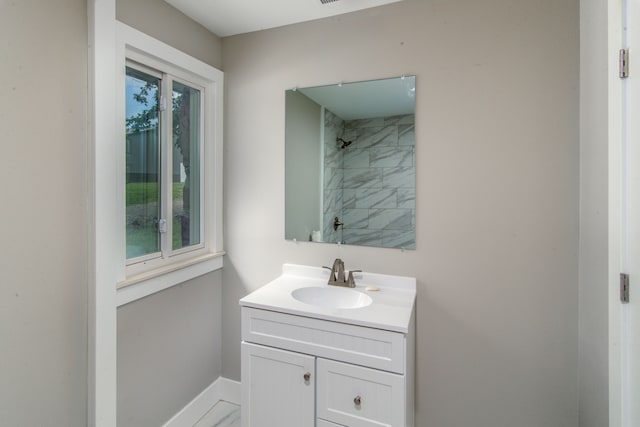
xmin=285 ymin=76 xmax=416 ymax=249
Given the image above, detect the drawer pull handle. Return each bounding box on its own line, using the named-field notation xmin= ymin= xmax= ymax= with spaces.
xmin=303 ymin=372 xmax=311 ymax=382
xmin=354 ymin=395 xmax=362 ymax=406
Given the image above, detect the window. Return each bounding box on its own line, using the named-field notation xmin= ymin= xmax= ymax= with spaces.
xmin=125 ymin=63 xmax=204 ymax=261
xmin=125 ymin=65 xmax=162 ymax=260
xmin=116 ymin=22 xmax=223 ymax=299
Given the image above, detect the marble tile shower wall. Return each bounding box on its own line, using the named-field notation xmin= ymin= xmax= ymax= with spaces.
xmin=323 ymin=110 xmax=415 ymax=249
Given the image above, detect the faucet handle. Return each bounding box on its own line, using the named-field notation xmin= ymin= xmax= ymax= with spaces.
xmin=324 ymin=258 xmax=344 ymax=283
xmin=322 ymin=265 xmax=335 ymax=281
xmin=347 ymin=270 xmax=362 ymax=287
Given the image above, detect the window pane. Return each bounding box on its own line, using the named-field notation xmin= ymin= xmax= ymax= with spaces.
xmin=172 ymin=81 xmax=201 ymax=250
xmin=125 ymin=67 xmax=161 ymax=259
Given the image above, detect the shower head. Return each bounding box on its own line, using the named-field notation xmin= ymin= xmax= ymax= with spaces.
xmin=337 ymin=137 xmax=353 ymax=149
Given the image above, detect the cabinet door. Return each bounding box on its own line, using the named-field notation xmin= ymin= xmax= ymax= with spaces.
xmin=241 ymin=342 xmax=315 ymax=427
xmin=317 ymin=358 xmax=405 ymax=427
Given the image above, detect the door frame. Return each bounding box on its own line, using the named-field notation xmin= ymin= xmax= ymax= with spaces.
xmin=609 ymin=0 xmax=625 ymax=425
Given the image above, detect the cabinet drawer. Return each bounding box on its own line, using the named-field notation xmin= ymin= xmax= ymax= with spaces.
xmin=242 ymin=307 xmax=405 ymax=373
xmin=317 ymin=358 xmax=405 ymax=427
xmin=317 ymin=419 xmax=345 ymax=427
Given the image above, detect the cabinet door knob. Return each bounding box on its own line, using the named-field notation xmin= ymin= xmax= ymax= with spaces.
xmin=354 ymin=395 xmax=362 ymax=406
xmin=303 ymin=372 xmax=311 ymax=382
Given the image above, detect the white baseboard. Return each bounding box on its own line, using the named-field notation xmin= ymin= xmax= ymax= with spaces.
xmin=163 ymin=376 xmax=241 ymax=427
xmin=216 ymin=376 xmax=241 ymax=405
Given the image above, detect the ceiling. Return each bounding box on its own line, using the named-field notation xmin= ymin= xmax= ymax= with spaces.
xmin=164 ymin=0 xmax=404 ymax=37
xmin=297 ymin=76 xmax=415 ymax=120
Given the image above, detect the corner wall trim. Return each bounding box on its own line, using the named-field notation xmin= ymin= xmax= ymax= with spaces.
xmin=162 ymin=377 xmax=241 ymax=427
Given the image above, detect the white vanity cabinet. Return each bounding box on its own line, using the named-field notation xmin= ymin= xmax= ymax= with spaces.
xmin=239 ymin=264 xmax=416 ymax=427
xmin=241 ymin=307 xmax=415 ymax=427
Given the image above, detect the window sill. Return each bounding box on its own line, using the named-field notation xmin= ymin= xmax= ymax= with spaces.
xmin=116 ymin=251 xmax=225 ymax=306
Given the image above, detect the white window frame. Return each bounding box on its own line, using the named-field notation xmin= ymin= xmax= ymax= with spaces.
xmin=115 ymin=22 xmax=224 ymax=305
xmin=123 ymin=59 xmax=207 ymax=268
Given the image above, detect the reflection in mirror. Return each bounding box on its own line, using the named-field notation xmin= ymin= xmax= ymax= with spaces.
xmin=285 ymin=76 xmax=416 ymax=249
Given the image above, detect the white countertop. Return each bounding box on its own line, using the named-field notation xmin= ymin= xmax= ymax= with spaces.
xmin=239 ymin=264 xmax=416 ymax=333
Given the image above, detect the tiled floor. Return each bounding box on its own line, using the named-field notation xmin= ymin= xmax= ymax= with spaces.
xmin=194 ymin=400 xmax=241 ymax=427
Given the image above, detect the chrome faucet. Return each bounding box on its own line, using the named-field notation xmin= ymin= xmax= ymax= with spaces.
xmin=323 ymin=258 xmax=360 ymax=287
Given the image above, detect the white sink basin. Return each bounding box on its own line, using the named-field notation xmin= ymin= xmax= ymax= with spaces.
xmin=291 ymin=286 xmax=373 ymax=309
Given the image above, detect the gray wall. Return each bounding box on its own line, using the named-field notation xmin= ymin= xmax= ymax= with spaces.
xmin=578 ymin=0 xmax=609 ymax=425
xmin=116 ymin=1 xmax=224 ymax=426
xmin=221 ymin=0 xmax=580 ymax=426
xmin=117 ymin=271 xmax=222 ymax=426
xmin=285 ymin=90 xmax=322 ymax=241
xmin=0 ymin=1 xmax=88 ymax=425
xmin=116 ymin=0 xmax=222 ymax=69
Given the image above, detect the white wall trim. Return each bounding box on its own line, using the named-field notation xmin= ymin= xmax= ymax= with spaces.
xmin=162 ymin=377 xmax=241 ymax=427
xmin=218 ymin=376 xmax=242 ymax=405
xmin=115 ymin=21 xmax=225 ymax=304
xmin=116 ymin=253 xmax=224 ymax=306
xmin=88 ymin=0 xmax=118 ymax=425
